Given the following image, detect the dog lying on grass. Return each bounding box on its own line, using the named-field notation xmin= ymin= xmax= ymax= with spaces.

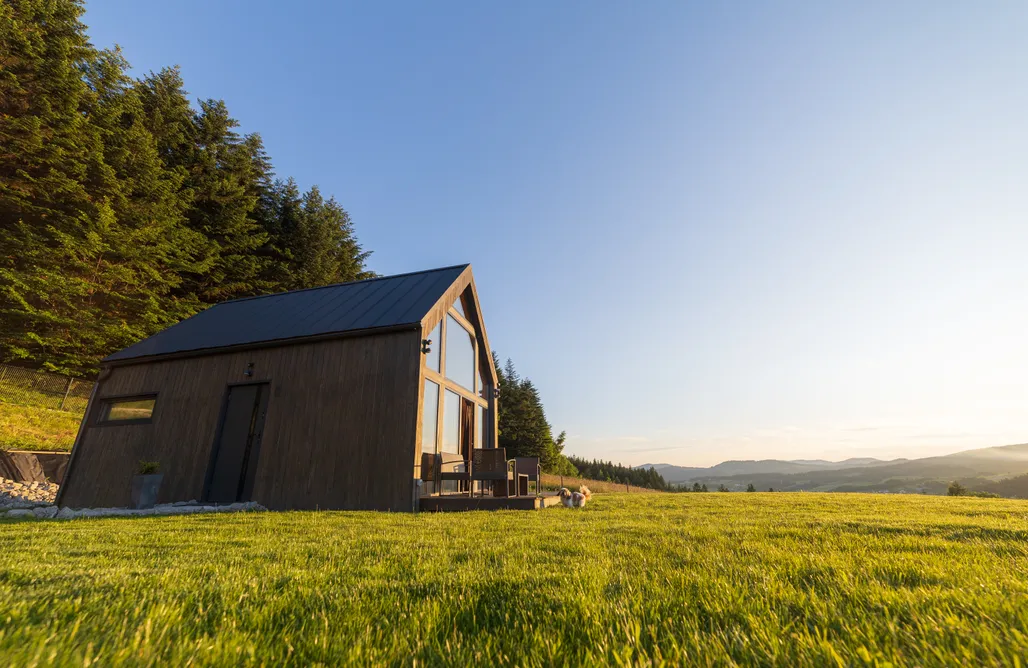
xmin=558 ymin=485 xmax=592 ymax=508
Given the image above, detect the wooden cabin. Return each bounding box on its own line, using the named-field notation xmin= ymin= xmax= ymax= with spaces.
xmin=56 ymin=264 xmax=498 ymax=511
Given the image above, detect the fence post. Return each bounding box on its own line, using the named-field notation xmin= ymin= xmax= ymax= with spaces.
xmin=59 ymin=377 xmax=74 ymax=411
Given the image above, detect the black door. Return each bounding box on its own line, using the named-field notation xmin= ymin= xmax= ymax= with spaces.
xmin=205 ymin=383 xmax=269 ymax=503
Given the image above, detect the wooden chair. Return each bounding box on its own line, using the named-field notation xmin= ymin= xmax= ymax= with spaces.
xmin=438 ymin=452 xmax=470 ymax=495
xmin=513 ymin=457 xmax=541 ymax=496
xmin=471 ymin=448 xmax=514 ymax=497
xmin=420 ymin=452 xmax=437 ymax=482
xmin=420 ymin=452 xmax=471 ymax=496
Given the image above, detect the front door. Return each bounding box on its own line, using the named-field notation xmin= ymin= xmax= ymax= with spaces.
xmin=205 ymin=383 xmax=269 ymax=503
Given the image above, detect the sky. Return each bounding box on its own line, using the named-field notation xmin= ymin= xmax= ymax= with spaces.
xmin=82 ymin=1 xmax=1028 ymax=467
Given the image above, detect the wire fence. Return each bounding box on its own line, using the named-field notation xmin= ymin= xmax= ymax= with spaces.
xmin=0 ymin=365 xmax=94 ymax=413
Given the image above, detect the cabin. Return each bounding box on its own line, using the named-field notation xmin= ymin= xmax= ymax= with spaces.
xmin=56 ymin=264 xmax=498 ymax=512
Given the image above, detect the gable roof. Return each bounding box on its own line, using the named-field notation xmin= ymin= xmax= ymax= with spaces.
xmin=104 ymin=264 xmax=469 ymax=363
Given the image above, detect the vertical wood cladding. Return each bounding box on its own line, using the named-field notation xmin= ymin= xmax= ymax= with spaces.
xmin=60 ymin=331 xmax=422 ymax=511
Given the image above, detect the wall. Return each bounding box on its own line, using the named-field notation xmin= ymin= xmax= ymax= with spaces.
xmin=59 ymin=331 xmax=422 ymax=510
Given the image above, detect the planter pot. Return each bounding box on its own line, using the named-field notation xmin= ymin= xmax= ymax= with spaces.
xmin=131 ymin=473 xmax=163 ymax=509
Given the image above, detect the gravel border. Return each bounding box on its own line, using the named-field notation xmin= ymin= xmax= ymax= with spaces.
xmin=2 ymin=501 xmax=266 ymax=520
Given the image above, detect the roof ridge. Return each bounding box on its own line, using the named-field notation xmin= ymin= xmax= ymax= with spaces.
xmin=216 ymin=263 xmax=470 ymax=306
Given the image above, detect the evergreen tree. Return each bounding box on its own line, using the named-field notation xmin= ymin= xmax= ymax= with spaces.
xmin=0 ymin=0 xmax=374 ymax=374
xmin=495 ymin=356 xmax=574 ymax=474
xmin=0 ymin=0 xmax=96 ymax=372
xmin=563 ymin=457 xmax=668 ymax=489
xmin=0 ymin=2 xmax=198 ymax=373
xmin=175 ymin=99 xmax=268 ymax=302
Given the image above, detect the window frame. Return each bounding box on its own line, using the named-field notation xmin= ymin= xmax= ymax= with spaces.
xmin=421 ymin=379 xmax=440 ymax=455
xmin=423 ymin=304 xmax=488 ymax=410
xmin=444 ymin=313 xmax=476 ymax=393
xmin=420 ymin=294 xmax=497 ymax=481
xmin=94 ymin=393 xmax=159 ymax=426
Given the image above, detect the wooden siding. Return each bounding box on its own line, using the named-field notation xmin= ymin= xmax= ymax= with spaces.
xmin=60 ymin=331 xmax=423 ymax=511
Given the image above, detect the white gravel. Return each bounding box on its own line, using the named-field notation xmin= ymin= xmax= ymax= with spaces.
xmin=0 ymin=476 xmax=58 ymax=508
xmin=0 ymin=477 xmax=267 ymax=519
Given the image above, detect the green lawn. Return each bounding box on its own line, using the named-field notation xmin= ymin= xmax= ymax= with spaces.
xmin=0 ymin=401 xmax=81 ymax=452
xmin=2 ymin=493 xmax=1028 ymax=666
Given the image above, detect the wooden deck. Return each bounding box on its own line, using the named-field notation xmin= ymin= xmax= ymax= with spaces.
xmin=419 ymin=494 xmax=563 ymax=512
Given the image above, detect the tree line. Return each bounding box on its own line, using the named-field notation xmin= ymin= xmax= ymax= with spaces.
xmin=494 ymin=355 xmax=578 ymax=476
xmin=565 ymin=457 xmax=669 ymax=490
xmin=493 ymin=355 xmax=670 ymax=483
xmin=0 ymin=0 xmax=372 ymax=377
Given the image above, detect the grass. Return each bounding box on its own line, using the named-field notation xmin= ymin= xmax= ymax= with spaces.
xmin=541 ymin=472 xmax=655 ymax=494
xmin=0 ymin=401 xmax=81 ymax=452
xmin=2 ymin=493 xmax=1028 ymax=666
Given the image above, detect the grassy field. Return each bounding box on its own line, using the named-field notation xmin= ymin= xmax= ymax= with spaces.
xmin=541 ymin=472 xmax=655 ymax=493
xmin=0 ymin=401 xmax=81 ymax=451
xmin=2 ymin=493 xmax=1028 ymax=666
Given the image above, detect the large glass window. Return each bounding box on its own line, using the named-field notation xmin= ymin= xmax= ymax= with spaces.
xmin=451 ymin=297 xmax=466 ymax=318
xmin=422 ymin=380 xmax=439 ymax=454
xmin=425 ymin=321 xmax=441 ymax=372
xmin=477 ymin=365 xmax=487 ymax=399
xmin=476 ymin=405 xmax=485 ymax=449
xmin=97 ymin=396 xmax=156 ymax=424
xmin=442 ymin=389 xmax=461 ymax=453
xmin=445 ymin=315 xmax=475 ymax=391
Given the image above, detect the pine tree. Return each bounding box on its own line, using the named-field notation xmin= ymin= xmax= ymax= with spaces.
xmin=495 ymin=356 xmax=575 ymax=474
xmin=175 ymin=99 xmax=268 ymax=302
xmin=0 ymin=1 xmax=375 ymax=374
xmin=80 ymin=49 xmax=210 ymax=343
xmin=0 ymin=2 xmax=181 ymax=374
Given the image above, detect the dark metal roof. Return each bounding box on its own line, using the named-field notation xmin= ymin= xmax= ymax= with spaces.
xmin=104 ymin=264 xmax=469 ymax=362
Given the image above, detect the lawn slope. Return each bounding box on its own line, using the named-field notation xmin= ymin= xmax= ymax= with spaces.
xmin=2 ymin=494 xmax=1027 ymax=665
xmin=0 ymin=402 xmax=81 ymax=451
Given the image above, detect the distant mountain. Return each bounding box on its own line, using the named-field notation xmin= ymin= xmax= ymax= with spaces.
xmin=639 ymin=457 xmax=894 ymax=483
xmin=640 ymin=443 xmax=1028 ymax=495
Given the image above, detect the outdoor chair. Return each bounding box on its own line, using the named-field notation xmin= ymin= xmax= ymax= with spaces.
xmin=438 ymin=452 xmax=471 ymax=495
xmin=420 ymin=452 xmax=472 ymax=496
xmin=470 ymin=448 xmax=515 ymax=497
xmin=513 ymin=457 xmax=542 ymax=496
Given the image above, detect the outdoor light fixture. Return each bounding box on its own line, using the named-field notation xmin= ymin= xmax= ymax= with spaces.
xmin=244 ymin=362 xmax=254 ymax=377
xmin=421 ymin=339 xmax=432 ymax=354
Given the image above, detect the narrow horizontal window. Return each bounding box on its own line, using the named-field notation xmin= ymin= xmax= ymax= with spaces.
xmin=97 ymin=396 xmax=156 ymax=424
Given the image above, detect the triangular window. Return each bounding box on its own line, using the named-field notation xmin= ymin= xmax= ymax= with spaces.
xmin=451 ymin=297 xmax=466 ymax=318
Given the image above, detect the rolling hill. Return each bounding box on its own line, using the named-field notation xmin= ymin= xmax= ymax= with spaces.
xmin=641 ymin=456 xmax=898 ymax=483
xmin=640 ymin=443 xmax=1028 ymax=496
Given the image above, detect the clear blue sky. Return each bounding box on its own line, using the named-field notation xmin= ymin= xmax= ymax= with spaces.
xmin=83 ymin=1 xmax=1028 ymax=466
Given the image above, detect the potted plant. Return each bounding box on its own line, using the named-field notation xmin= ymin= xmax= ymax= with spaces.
xmin=131 ymin=460 xmax=163 ymax=509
